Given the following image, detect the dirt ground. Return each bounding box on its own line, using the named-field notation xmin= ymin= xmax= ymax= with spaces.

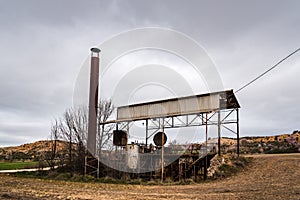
xmin=0 ymin=153 xmax=299 ymax=200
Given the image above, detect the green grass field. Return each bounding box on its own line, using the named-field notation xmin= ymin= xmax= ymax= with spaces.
xmin=0 ymin=161 xmax=39 ymax=170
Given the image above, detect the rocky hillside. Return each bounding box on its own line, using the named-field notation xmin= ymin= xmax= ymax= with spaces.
xmin=0 ymin=140 xmax=68 ymax=161
xmin=1 ymin=130 xmax=299 ymax=161
xmin=220 ymin=130 xmax=300 ymax=154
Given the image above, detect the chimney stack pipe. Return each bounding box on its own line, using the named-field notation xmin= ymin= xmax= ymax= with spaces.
xmin=87 ymin=47 xmax=100 ymax=155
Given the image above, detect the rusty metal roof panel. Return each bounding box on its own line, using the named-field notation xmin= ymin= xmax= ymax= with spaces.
xmin=117 ymin=90 xmax=240 ymax=121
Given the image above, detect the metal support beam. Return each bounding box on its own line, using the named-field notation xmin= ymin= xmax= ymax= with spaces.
xmin=237 ymin=108 xmax=240 ymax=156
xmin=127 ymin=121 xmax=130 ymax=139
xmin=145 ymin=119 xmax=148 ymax=146
xmin=218 ymin=110 xmax=221 ymax=156
xmin=204 ymin=113 xmax=208 ymax=180
xmin=221 ymin=109 xmax=234 ymax=123
xmin=161 ymin=118 xmax=165 ymax=183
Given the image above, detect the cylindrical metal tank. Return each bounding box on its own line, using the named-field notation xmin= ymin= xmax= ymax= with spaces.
xmin=153 ymin=132 xmax=167 ymax=146
xmin=127 ymin=144 xmax=139 ymax=169
xmin=113 ymin=130 xmax=127 ymax=146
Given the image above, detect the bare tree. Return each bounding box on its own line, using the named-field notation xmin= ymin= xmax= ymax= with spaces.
xmin=97 ymin=99 xmax=115 ymax=153
xmin=45 ymin=119 xmax=60 ymax=170
xmin=72 ymin=106 xmax=88 ymax=173
xmin=60 ymin=108 xmax=75 ymax=169
xmin=73 ymin=106 xmax=88 ymax=146
xmin=48 ymin=99 xmax=114 ymax=174
xmin=59 ymin=107 xmax=88 ymax=173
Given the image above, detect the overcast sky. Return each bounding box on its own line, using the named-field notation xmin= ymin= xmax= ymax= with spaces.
xmin=0 ymin=0 xmax=299 ymax=147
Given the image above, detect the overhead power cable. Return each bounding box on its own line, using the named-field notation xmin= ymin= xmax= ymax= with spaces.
xmin=235 ymin=47 xmax=300 ymax=94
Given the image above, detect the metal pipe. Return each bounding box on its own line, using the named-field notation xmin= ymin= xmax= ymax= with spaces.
xmin=204 ymin=113 xmax=208 ymax=180
xmin=145 ymin=119 xmax=148 ymax=146
xmin=237 ymin=108 xmax=240 ymax=156
xmin=218 ymin=110 xmax=221 ymax=156
xmin=87 ymin=47 xmax=100 ymax=156
xmin=161 ymin=118 xmax=164 ymax=183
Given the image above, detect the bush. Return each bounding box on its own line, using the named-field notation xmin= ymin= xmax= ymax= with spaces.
xmin=55 ymin=173 xmax=72 ymax=180
xmin=219 ymin=164 xmax=238 ymax=175
xmin=265 ymin=147 xmax=298 ymax=154
xmin=46 ymin=170 xmax=58 ymax=178
xmin=212 ymin=155 xmax=252 ymax=179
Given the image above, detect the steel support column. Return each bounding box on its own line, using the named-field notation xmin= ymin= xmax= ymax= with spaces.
xmin=204 ymin=113 xmax=208 ymax=180
xmin=145 ymin=119 xmax=148 ymax=146
xmin=237 ymin=108 xmax=240 ymax=156
xmin=161 ymin=118 xmax=165 ymax=182
xmin=218 ymin=110 xmax=221 ymax=156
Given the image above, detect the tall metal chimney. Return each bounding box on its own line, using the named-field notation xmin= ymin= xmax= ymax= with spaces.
xmin=87 ymin=47 xmax=100 ymax=155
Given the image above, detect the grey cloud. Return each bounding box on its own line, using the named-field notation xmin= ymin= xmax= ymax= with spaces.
xmin=0 ymin=0 xmax=299 ymax=146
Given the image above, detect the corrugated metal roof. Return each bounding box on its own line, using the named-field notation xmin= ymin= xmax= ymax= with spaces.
xmin=116 ymin=90 xmax=239 ymax=121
